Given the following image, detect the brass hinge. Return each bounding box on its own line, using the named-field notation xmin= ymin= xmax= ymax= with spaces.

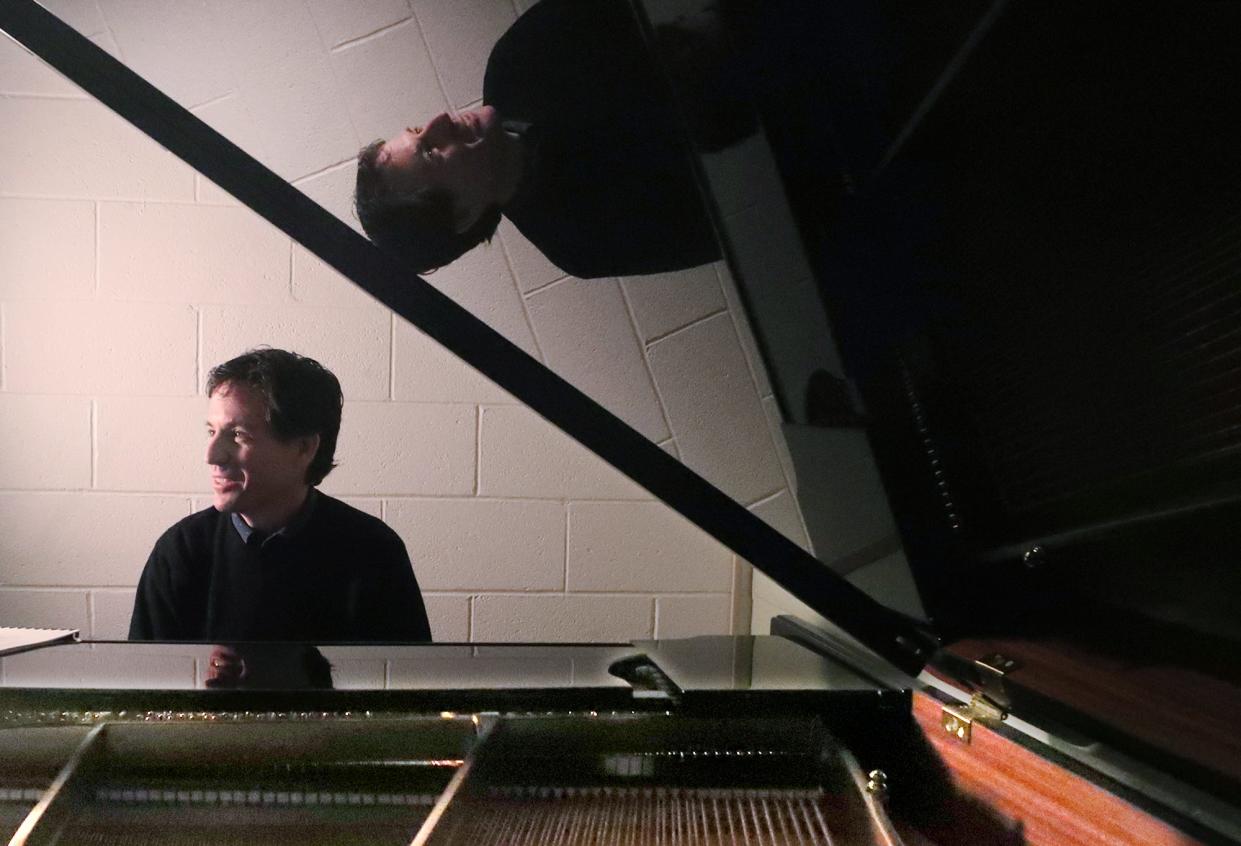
xmin=941 ymin=693 xmax=1006 ymax=744
xmin=940 ymin=652 xmax=1019 ymax=744
xmin=974 ymin=652 xmax=1020 ymax=710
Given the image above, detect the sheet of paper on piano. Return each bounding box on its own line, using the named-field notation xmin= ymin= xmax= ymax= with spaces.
xmin=0 ymin=626 xmax=79 ymax=657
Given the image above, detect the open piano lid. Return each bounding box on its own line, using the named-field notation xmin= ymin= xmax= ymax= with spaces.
xmin=694 ymin=0 xmax=1241 ymax=808
xmin=4 ymin=0 xmax=1239 ymax=815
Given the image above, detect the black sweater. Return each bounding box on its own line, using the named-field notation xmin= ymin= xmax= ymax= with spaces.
xmin=128 ymin=494 xmax=431 ymax=642
xmin=485 ymin=0 xmax=720 ymax=279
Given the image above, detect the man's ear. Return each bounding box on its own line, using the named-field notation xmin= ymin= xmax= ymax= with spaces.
xmin=298 ymin=433 xmax=321 ymax=464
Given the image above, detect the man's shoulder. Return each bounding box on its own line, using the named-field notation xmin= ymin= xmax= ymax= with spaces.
xmin=311 ymin=493 xmax=403 ymax=545
xmin=155 ymin=506 xmax=224 ymax=546
xmin=485 ymin=0 xmax=634 ymax=111
xmin=146 ymin=506 xmax=227 ymax=574
xmin=500 ymin=0 xmax=619 ymax=44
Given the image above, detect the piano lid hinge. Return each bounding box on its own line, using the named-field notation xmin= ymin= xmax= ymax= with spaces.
xmin=973 ymin=651 xmax=1019 ymax=710
xmin=940 ymin=652 xmax=1019 ymax=744
xmin=940 ymin=693 xmax=1007 ymax=745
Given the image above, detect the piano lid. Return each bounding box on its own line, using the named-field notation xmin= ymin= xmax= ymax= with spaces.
xmin=637 ymin=0 xmax=1241 ymax=802
xmin=631 ymin=0 xmax=1241 ymax=642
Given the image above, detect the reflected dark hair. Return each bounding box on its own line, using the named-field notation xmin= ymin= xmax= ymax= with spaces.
xmin=206 ymin=348 xmax=342 ymax=485
xmin=354 ymin=138 xmax=502 ymax=273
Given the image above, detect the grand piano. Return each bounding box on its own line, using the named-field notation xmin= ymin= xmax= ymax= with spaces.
xmin=1 ymin=0 xmax=1240 ymax=843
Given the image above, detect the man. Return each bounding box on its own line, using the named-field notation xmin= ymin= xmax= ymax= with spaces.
xmin=354 ymin=0 xmax=721 ymax=279
xmin=129 ymin=348 xmax=432 ymax=642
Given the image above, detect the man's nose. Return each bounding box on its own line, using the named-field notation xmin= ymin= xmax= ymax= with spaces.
xmin=205 ymin=434 xmax=229 ymax=466
xmin=422 ymin=112 xmax=456 ymax=144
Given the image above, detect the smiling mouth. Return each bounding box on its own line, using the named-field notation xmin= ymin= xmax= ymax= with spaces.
xmin=212 ymin=478 xmax=241 ymax=491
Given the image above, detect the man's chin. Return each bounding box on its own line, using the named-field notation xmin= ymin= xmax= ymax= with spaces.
xmin=473 ymin=105 xmax=500 ymax=138
xmin=212 ymin=493 xmax=241 ymax=513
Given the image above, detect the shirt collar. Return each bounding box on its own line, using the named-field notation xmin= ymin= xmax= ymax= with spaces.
xmin=231 ymin=488 xmax=318 ymax=548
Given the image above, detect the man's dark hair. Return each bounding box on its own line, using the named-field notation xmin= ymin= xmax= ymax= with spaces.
xmin=206 ymin=348 xmax=342 ymax=486
xmin=354 ymin=138 xmax=503 ymax=273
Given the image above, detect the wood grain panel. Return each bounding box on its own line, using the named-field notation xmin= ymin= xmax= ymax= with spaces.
xmin=944 ymin=635 xmax=1241 ymax=789
xmin=911 ymin=690 xmax=1205 ymax=846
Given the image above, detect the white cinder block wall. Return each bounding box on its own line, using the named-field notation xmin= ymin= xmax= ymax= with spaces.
xmin=0 ymin=0 xmax=811 ymax=643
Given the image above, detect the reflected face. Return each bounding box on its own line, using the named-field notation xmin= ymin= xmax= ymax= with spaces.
xmin=205 ymin=382 xmax=315 ymax=528
xmin=378 ymin=106 xmax=508 ymax=231
xmin=205 ymin=646 xmax=247 ymax=688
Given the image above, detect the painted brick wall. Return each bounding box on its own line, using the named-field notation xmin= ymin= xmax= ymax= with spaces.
xmin=0 ymin=0 xmax=810 ymax=643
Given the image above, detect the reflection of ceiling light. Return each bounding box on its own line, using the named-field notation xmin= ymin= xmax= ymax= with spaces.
xmin=602 ymin=754 xmax=655 ymax=777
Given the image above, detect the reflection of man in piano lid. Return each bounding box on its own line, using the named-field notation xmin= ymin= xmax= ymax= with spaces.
xmin=354 ymin=0 xmax=721 ymax=279
xmin=128 ymin=348 xmax=432 ymax=643
xmin=205 ymin=644 xmax=334 ymax=689
xmin=357 ymin=106 xmax=523 ymax=274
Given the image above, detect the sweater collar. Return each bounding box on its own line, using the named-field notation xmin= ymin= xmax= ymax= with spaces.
xmin=231 ymin=488 xmax=319 ymax=547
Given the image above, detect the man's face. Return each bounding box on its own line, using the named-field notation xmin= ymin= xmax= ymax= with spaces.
xmin=378 ymin=106 xmax=506 ymax=232
xmin=205 ymin=382 xmax=315 ymax=527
